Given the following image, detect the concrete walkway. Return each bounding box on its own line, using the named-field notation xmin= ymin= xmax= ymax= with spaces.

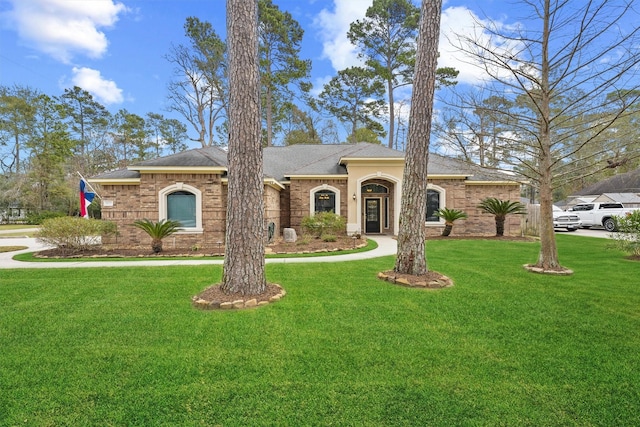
xmin=0 ymin=235 xmax=398 ymax=269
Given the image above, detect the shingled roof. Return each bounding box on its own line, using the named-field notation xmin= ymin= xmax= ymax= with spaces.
xmin=574 ymin=168 xmax=640 ymax=195
xmin=92 ymin=142 xmax=517 ymax=183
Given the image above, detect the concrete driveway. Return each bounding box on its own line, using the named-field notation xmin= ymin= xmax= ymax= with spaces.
xmin=555 ymin=228 xmax=612 ymax=238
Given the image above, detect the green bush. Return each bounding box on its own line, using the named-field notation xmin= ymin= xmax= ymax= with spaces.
xmin=321 ymin=234 xmax=337 ymax=242
xmin=36 ymin=217 xmax=117 ymax=255
xmin=611 ymin=210 xmax=640 ymax=256
xmin=301 ymin=212 xmax=346 ymax=238
xmin=26 ymin=210 xmax=65 ymax=225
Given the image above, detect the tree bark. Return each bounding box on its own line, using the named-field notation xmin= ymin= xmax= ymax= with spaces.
xmin=394 ymin=0 xmax=442 ymax=276
xmin=535 ymin=0 xmax=561 ymax=270
xmin=221 ymin=0 xmax=266 ymax=295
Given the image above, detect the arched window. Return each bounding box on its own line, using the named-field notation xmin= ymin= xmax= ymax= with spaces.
xmin=425 ymin=185 xmax=445 ymax=223
xmin=159 ymin=183 xmax=203 ymax=232
xmin=314 ymin=190 xmax=336 ymax=213
xmin=362 ymin=183 xmax=388 ymax=194
xmin=310 ymin=185 xmax=341 ymax=216
xmin=167 ymin=191 xmax=196 ymax=227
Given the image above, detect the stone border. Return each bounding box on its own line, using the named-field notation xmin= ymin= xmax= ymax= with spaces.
xmin=191 ymin=283 xmax=286 ymax=310
xmin=523 ymin=264 xmax=574 ymax=275
xmin=377 ymin=272 xmax=454 ymax=289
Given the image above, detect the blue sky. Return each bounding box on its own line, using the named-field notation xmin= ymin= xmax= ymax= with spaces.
xmin=4 ymin=0 xmax=633 ymax=147
xmin=0 ymin=0 xmax=502 ymax=116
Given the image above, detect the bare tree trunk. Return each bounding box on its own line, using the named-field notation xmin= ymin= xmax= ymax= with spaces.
xmin=535 ymin=0 xmax=562 ymax=270
xmin=394 ymin=0 xmax=442 ymax=276
xmin=221 ymin=0 xmax=266 ymax=295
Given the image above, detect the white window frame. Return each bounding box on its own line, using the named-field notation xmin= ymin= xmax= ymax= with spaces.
xmin=159 ymin=182 xmax=203 ymax=233
xmin=426 ymin=184 xmax=446 ymax=226
xmin=309 ymin=184 xmax=341 ymax=216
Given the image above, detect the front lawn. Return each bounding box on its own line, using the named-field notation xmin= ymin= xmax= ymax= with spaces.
xmin=1 ymin=235 xmax=639 ymax=425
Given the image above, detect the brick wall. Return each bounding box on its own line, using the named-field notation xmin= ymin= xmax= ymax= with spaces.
xmin=288 ymin=178 xmax=348 ymax=233
xmin=424 ymin=180 xmax=522 ymax=237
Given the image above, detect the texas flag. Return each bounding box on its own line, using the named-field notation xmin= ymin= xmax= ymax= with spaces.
xmin=79 ymin=179 xmax=95 ymax=218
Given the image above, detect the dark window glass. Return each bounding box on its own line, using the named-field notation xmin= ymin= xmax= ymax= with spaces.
xmin=362 ymin=184 xmax=389 ymax=194
xmin=426 ymin=189 xmax=440 ymax=222
xmin=314 ymin=190 xmax=335 ymax=213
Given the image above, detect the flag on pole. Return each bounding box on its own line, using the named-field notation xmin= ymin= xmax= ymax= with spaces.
xmin=79 ymin=179 xmax=95 ymax=218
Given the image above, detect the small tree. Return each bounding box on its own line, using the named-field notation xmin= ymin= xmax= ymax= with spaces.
xmin=611 ymin=211 xmax=640 ymax=257
xmin=478 ymin=198 xmax=525 ymax=236
xmin=132 ymin=218 xmax=181 ymax=253
xmin=435 ymin=207 xmax=467 ymax=237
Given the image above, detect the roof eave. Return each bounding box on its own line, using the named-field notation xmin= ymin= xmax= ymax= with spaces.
xmin=130 ymin=166 xmax=228 ymax=173
xmin=89 ymin=178 xmax=140 ymax=185
xmin=285 ymin=174 xmax=349 ymax=179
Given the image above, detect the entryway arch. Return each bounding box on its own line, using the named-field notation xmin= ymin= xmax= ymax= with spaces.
xmin=357 ymin=176 xmax=399 ymax=235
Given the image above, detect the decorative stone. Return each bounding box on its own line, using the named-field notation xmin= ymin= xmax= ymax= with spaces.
xmin=258 ymin=301 xmax=269 ymax=306
xmin=232 ymin=299 xmax=245 ymax=309
xmin=395 ymin=278 xmax=411 ymax=286
xmin=270 ymin=294 xmax=282 ymax=302
xmin=283 ymin=228 xmax=297 ymax=243
xmin=220 ymin=302 xmax=233 ymax=309
xmin=245 ymin=299 xmax=257 ymax=308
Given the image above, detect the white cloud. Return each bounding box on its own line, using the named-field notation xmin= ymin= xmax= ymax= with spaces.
xmin=70 ymin=67 xmax=123 ymax=105
xmin=439 ymin=6 xmax=526 ymax=85
xmin=314 ymin=0 xmax=370 ymax=72
xmin=4 ymin=0 xmax=127 ymax=63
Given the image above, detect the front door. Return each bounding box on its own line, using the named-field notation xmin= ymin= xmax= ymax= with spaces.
xmin=365 ymin=198 xmax=381 ymax=233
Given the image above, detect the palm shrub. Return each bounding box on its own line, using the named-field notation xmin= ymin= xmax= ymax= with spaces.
xmin=477 ymin=197 xmax=525 ymax=236
xmin=435 ymin=207 xmax=468 ymax=236
xmin=132 ymin=218 xmax=182 ymax=253
xmin=611 ymin=210 xmax=640 ymax=256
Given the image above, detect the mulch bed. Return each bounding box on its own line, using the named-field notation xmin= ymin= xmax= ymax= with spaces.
xmin=34 ymin=236 xmax=368 ymax=259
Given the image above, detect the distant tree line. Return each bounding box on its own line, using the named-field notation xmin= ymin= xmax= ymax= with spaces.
xmin=0 ymin=0 xmax=459 ymax=217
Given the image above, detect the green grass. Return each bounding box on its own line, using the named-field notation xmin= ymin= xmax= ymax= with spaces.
xmin=1 ymin=235 xmax=639 ymax=426
xmin=0 ymin=224 xmax=38 ymax=237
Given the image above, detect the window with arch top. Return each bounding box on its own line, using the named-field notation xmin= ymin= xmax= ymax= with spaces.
xmin=425 ymin=186 xmax=445 ymax=223
xmin=159 ymin=183 xmax=203 ymax=232
xmin=167 ymin=191 xmax=196 ymax=227
xmin=314 ymin=190 xmax=336 ymax=213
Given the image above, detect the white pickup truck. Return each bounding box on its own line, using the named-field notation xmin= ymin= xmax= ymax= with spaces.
xmin=567 ymin=202 xmax=635 ymax=231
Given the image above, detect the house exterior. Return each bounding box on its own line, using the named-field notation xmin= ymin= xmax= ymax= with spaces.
xmin=90 ymin=143 xmax=522 ymax=249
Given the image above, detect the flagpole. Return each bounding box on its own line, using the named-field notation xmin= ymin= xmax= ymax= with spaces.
xmin=76 ymin=171 xmax=102 ymax=199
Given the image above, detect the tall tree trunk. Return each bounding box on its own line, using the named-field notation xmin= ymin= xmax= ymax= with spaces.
xmin=387 ymin=77 xmax=395 ymax=149
xmin=221 ymin=0 xmax=266 ymax=295
xmin=394 ymin=0 xmax=442 ymax=276
xmin=535 ymin=0 xmax=561 ymax=270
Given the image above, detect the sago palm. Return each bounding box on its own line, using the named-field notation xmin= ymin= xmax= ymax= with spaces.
xmin=132 ymin=218 xmax=182 ymax=253
xmin=477 ymin=198 xmax=525 ymax=236
xmin=435 ymin=208 xmax=468 ymax=237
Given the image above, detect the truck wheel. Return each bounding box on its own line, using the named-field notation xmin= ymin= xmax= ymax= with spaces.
xmin=603 ymin=218 xmax=617 ymax=232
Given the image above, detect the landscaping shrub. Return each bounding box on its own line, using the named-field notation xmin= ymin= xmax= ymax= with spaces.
xmin=26 ymin=210 xmax=65 ymax=225
xmin=301 ymin=212 xmax=346 ymax=238
xmin=36 ymin=217 xmax=116 ymax=255
xmin=321 ymin=234 xmax=337 ymax=242
xmin=611 ymin=210 xmax=640 ymax=256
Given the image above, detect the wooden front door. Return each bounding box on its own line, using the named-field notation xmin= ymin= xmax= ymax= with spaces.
xmin=365 ymin=198 xmax=381 ymax=233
